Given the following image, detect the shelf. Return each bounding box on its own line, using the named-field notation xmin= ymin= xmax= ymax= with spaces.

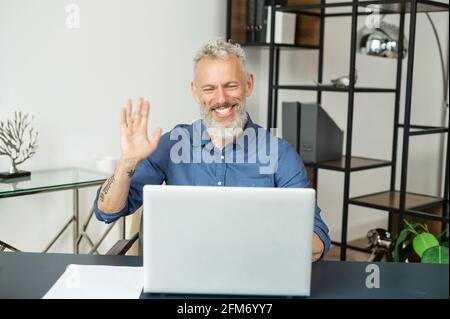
xmin=274 ymin=84 xmax=396 ymax=93
xmin=228 ymin=0 xmax=450 ymax=261
xmin=277 ymin=0 xmax=449 ymax=17
xmin=330 ymin=240 xmax=372 ymax=253
xmin=241 ymin=42 xmax=320 ymax=50
xmin=228 ymin=0 xmax=321 ymax=48
xmin=397 ymin=124 xmax=449 ymax=136
xmin=409 ymin=127 xmax=449 ymax=135
xmin=305 ymin=156 xmax=392 ymax=171
xmin=399 ymin=124 xmax=446 ymax=129
xmin=349 ymin=190 xmax=444 ymax=212
xmin=404 ymin=208 xmax=449 ymax=222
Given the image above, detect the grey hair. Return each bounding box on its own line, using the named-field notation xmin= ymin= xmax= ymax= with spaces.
xmin=193 ymin=38 xmax=247 ymax=77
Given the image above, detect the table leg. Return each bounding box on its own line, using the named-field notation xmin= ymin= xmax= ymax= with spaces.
xmin=0 ymin=240 xmax=20 ymax=252
xmin=73 ymin=188 xmax=79 ymax=254
xmin=89 ymin=220 xmax=117 ymax=254
xmin=43 ymin=217 xmax=75 ymax=253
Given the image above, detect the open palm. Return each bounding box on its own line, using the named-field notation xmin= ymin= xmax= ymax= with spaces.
xmin=120 ymin=98 xmax=162 ymax=161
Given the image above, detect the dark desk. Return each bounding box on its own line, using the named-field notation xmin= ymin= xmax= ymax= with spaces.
xmin=0 ymin=252 xmax=448 ymax=299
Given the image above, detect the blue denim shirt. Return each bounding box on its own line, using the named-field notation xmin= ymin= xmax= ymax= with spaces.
xmin=93 ymin=115 xmax=330 ymax=255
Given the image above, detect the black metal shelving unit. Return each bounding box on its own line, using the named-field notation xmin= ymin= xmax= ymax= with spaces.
xmin=227 ymin=0 xmax=449 ymax=260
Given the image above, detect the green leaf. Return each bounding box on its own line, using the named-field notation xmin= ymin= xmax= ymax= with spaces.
xmin=393 ymin=228 xmax=411 ymax=262
xmin=413 ymin=232 xmax=440 ymax=258
xmin=421 ymin=246 xmax=449 ymax=264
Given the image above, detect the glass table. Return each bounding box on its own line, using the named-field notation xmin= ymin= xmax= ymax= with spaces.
xmin=0 ymin=167 xmax=121 ymax=254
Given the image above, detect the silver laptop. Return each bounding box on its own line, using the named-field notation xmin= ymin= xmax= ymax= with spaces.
xmin=142 ymin=185 xmax=315 ymax=296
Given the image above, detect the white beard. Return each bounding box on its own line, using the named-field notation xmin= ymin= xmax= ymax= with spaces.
xmin=200 ymin=102 xmax=248 ymax=141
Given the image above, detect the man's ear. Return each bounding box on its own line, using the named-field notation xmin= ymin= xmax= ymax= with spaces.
xmin=245 ymin=73 xmax=254 ymax=97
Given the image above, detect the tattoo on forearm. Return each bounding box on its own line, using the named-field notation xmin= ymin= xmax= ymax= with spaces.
xmin=99 ymin=175 xmax=115 ymax=202
xmin=127 ymin=169 xmax=136 ymax=178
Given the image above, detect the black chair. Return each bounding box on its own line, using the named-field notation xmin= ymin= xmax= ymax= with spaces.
xmin=106 ymin=207 xmax=143 ymax=256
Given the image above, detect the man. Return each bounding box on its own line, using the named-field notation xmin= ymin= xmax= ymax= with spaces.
xmin=94 ymin=38 xmax=330 ymax=262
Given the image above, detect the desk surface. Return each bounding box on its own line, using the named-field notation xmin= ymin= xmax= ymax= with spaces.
xmin=0 ymin=252 xmax=448 ymax=299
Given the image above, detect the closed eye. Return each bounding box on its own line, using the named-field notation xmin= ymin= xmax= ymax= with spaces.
xmin=225 ymin=84 xmax=239 ymax=90
xmin=202 ymin=87 xmax=215 ymax=93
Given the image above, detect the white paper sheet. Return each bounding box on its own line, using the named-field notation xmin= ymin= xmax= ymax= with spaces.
xmin=43 ymin=264 xmax=143 ymax=299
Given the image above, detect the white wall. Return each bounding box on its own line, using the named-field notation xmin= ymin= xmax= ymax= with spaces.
xmin=0 ymin=0 xmax=226 ymax=253
xmin=0 ymin=0 xmax=448 ymax=253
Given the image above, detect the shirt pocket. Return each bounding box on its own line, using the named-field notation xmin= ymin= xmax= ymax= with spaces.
xmin=236 ymin=176 xmax=274 ymax=188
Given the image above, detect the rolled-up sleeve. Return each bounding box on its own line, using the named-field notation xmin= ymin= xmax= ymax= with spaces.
xmin=274 ymin=139 xmax=331 ymax=258
xmin=93 ymin=187 xmax=129 ymax=223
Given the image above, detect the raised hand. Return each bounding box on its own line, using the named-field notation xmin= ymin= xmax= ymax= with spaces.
xmin=120 ymin=97 xmax=162 ymax=162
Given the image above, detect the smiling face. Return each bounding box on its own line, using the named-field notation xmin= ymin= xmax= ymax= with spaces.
xmin=191 ymin=55 xmax=254 ymax=132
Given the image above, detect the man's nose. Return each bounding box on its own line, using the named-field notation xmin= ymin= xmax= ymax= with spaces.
xmin=215 ymin=87 xmax=226 ymax=105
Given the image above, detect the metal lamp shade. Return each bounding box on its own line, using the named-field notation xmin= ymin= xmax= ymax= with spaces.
xmin=357 ymin=22 xmax=408 ymax=59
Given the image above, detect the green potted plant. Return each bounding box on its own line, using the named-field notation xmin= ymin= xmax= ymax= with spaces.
xmin=390 ymin=220 xmax=449 ymax=264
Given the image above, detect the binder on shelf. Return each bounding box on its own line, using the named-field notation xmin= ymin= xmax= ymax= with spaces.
xmin=255 ymin=0 xmax=267 ymax=43
xmin=282 ymin=102 xmax=343 ymax=163
xmin=247 ymin=0 xmax=291 ymax=44
xmin=246 ymin=0 xmax=257 ymax=43
xmin=264 ymin=0 xmax=288 ymax=5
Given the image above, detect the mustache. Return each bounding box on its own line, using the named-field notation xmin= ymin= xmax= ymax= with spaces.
xmin=210 ymin=102 xmax=238 ymax=111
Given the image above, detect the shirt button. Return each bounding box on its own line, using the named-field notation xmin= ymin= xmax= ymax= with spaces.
xmin=217 ymin=181 xmax=222 ymax=186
